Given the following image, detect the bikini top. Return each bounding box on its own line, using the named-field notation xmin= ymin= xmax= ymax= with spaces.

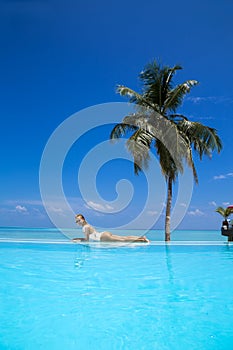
xmin=82 ymin=224 xmax=97 ymax=235
xmin=82 ymin=224 xmax=102 ymax=241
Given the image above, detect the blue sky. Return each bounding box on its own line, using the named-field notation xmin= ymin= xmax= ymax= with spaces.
xmin=0 ymin=0 xmax=233 ymax=231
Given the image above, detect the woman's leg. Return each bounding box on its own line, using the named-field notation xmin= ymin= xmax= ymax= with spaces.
xmin=100 ymin=232 xmax=149 ymax=243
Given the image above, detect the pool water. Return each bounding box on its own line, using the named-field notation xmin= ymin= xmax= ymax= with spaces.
xmin=1 ymin=239 xmax=233 ymax=350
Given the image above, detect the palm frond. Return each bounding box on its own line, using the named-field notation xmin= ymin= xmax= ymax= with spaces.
xmin=110 ymin=122 xmax=138 ymax=140
xmin=164 ymin=80 xmax=198 ymax=113
xmin=164 ymin=65 xmax=182 ymax=88
xmin=145 ymin=111 xmax=192 ymax=172
xmin=169 ymin=114 xmax=189 ymax=122
xmin=112 ymin=59 xmax=222 ymax=197
xmin=215 ymin=206 xmax=233 ymax=218
xmin=116 ymin=85 xmax=155 ymax=110
xmin=126 ymin=130 xmax=151 ymax=175
xmin=155 ymin=139 xmax=178 ymax=181
xmin=121 ymin=110 xmax=191 ymax=172
xmin=139 ymin=62 xmax=182 ymax=111
xmin=178 ymin=120 xmax=223 ymax=159
xmin=140 ymin=61 xmax=182 ymax=90
xmin=186 ymin=145 xmax=198 ymax=184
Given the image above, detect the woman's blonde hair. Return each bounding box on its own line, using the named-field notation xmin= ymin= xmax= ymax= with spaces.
xmin=75 ymin=214 xmax=85 ymax=220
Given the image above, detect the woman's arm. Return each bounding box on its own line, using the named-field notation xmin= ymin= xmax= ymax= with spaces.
xmin=83 ymin=225 xmax=91 ymax=241
xmin=72 ymin=237 xmax=86 ymax=242
xmin=72 ymin=225 xmax=90 ymax=242
xmin=72 ymin=224 xmax=92 ymax=242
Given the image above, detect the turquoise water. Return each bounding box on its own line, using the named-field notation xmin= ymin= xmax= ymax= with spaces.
xmin=0 ymin=228 xmax=232 ymax=349
xmin=0 ymin=226 xmax=225 ymax=242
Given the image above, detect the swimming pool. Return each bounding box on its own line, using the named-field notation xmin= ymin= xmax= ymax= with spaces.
xmin=1 ymin=234 xmax=233 ymax=350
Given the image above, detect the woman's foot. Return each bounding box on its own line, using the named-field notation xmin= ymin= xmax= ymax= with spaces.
xmin=135 ymin=236 xmax=149 ymax=243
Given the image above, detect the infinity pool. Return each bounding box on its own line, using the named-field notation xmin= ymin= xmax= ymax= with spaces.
xmin=1 ymin=241 xmax=233 ymax=349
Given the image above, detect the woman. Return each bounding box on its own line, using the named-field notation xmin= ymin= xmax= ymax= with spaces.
xmin=72 ymin=214 xmax=149 ymax=243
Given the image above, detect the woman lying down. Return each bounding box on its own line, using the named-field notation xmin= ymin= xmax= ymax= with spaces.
xmin=72 ymin=214 xmax=149 ymax=243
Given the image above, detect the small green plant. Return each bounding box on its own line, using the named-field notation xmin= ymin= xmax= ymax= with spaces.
xmin=215 ymin=206 xmax=233 ymax=220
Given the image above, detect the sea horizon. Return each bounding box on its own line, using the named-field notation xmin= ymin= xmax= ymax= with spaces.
xmin=0 ymin=226 xmax=226 ymax=243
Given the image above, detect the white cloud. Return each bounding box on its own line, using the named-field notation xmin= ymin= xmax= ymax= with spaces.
xmin=186 ymin=97 xmax=207 ymax=103
xmin=48 ymin=207 xmax=64 ymax=213
xmin=187 ymin=113 xmax=214 ymax=121
xmin=147 ymin=210 xmax=158 ymax=216
xmin=47 ymin=206 xmax=67 ymax=217
xmin=179 ymin=203 xmax=187 ymax=208
xmin=187 ymin=209 xmax=204 ymax=216
xmin=15 ymin=205 xmax=28 ymax=213
xmin=85 ymin=201 xmax=114 ymax=212
xmin=5 ymin=200 xmax=63 ymax=216
xmin=213 ymin=175 xmax=226 ymax=180
xmin=213 ymin=173 xmax=233 ymax=180
xmin=5 ymin=196 xmax=85 ymax=211
xmin=186 ymin=96 xmax=233 ymax=104
xmin=209 ymin=201 xmax=217 ymax=207
xmin=7 ymin=199 xmax=43 ymax=206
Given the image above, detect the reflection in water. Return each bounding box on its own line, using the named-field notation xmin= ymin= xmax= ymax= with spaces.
xmin=74 ymin=243 xmax=90 ymax=268
xmin=220 ymin=243 xmax=233 ymax=264
xmin=165 ymin=244 xmax=175 ymax=283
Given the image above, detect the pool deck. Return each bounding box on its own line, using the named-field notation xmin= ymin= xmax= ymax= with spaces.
xmin=0 ymin=238 xmax=231 ymax=246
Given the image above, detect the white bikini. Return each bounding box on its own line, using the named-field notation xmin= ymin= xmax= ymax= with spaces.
xmin=83 ymin=224 xmax=103 ymax=241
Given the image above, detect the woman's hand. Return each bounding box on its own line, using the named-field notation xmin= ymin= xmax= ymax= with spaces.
xmin=72 ymin=238 xmax=86 ymax=242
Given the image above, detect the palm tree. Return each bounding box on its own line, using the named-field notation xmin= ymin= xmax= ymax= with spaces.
xmin=216 ymin=206 xmax=233 ymax=221
xmin=110 ymin=60 xmax=222 ymax=241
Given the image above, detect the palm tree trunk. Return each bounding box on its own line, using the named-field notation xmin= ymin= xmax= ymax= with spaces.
xmin=165 ymin=176 xmax=173 ymax=241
